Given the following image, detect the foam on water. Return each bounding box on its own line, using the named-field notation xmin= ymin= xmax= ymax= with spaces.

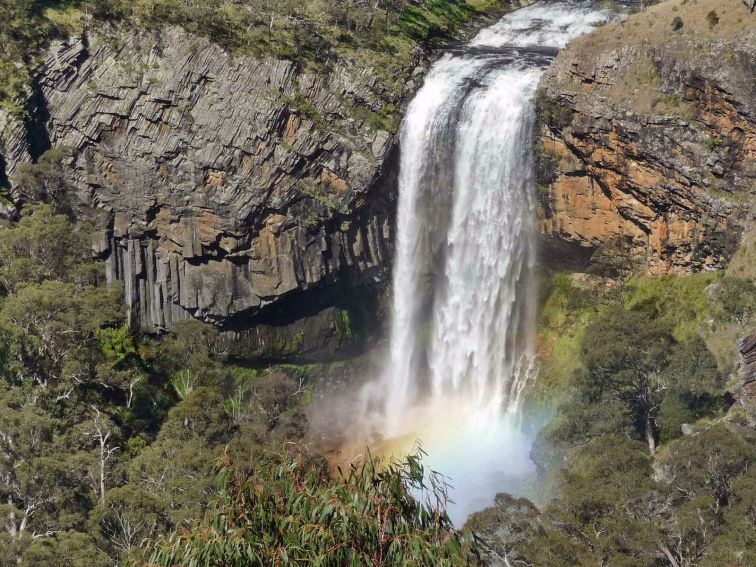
xmin=472 ymin=1 xmax=610 ymax=48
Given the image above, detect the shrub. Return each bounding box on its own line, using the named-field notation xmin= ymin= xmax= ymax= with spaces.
xmin=148 ymin=449 xmax=478 ymax=566
xmin=0 ymin=204 xmax=100 ymax=293
xmin=656 ymin=425 xmax=754 ymax=507
xmin=713 ymin=276 xmax=756 ymax=329
xmin=671 ymin=16 xmax=684 ymax=31
xmin=704 ymin=135 xmax=722 ymax=150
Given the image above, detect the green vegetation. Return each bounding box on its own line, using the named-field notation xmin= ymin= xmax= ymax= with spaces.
xmin=623 ymin=272 xmax=721 ymax=340
xmin=711 ymin=276 xmax=756 ymax=330
xmin=481 ymin=262 xmax=755 ymax=566
xmin=398 ymin=0 xmax=490 ymax=42
xmin=473 ymin=425 xmax=755 ymax=566
xmin=0 ymin=0 xmax=502 ymax=114
xmin=0 ymin=187 xmax=471 ymax=566
xmin=534 ymin=269 xmax=733 ymax=403
xmin=1 ymin=4 xmax=753 ymax=563
xmin=531 ymin=273 xmax=598 ymax=406
xmin=543 ymin=306 xmax=725 ymax=457
xmin=351 ymin=103 xmax=400 ymax=133
xmin=11 ymin=148 xmax=73 ymax=209
xmin=339 ymin=308 xmax=356 ymax=341
xmin=150 ymin=449 xmax=478 ymax=566
xmin=0 ymin=173 xmax=457 ymax=565
xmin=705 ymin=135 xmax=723 ymax=150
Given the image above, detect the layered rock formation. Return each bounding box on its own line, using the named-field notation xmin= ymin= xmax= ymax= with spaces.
xmin=739 ymin=332 xmax=756 ymax=424
xmin=1 ymin=25 xmax=420 ymax=338
xmin=0 ymin=2 xmax=529 ymax=351
xmin=536 ymin=0 xmax=755 ymax=274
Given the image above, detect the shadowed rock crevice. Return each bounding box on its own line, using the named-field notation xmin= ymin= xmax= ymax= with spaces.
xmin=23 ymin=75 xmax=53 ymax=160
xmin=222 ymin=275 xmax=386 ymax=363
xmin=0 ymin=154 xmax=9 ymax=189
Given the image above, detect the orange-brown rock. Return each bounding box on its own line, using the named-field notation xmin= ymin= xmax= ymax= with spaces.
xmin=536 ymin=1 xmax=755 ymax=274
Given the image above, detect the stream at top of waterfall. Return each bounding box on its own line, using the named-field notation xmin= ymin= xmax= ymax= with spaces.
xmin=309 ymin=1 xmax=614 ymax=526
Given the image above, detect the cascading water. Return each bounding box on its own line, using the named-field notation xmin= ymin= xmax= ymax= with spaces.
xmin=366 ymin=1 xmax=612 ymax=523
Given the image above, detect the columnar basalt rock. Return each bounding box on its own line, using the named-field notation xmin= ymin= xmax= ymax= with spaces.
xmin=1 ymin=25 xmax=418 ymax=334
xmin=536 ymin=27 xmax=755 ymax=274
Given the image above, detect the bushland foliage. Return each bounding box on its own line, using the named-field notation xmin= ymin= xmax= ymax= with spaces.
xmin=149 ymin=450 xmax=478 ymax=566
xmin=470 ymin=267 xmax=755 ymax=567
xmin=0 ymin=160 xmax=473 ymax=566
xmin=0 ymin=0 xmax=500 ymax=112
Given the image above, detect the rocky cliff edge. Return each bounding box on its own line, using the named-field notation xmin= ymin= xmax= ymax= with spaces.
xmin=536 ymin=0 xmax=755 ymax=274
xmin=1 ymin=24 xmax=424 ymax=341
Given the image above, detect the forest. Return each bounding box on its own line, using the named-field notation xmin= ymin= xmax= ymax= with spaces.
xmin=469 ymin=270 xmax=756 ymax=566
xmin=0 ymin=148 xmax=484 ymax=564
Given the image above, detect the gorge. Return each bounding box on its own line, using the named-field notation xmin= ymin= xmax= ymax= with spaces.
xmin=0 ymin=0 xmax=753 ymax=565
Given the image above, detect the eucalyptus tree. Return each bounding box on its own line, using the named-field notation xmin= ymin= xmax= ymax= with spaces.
xmin=149 ymin=450 xmax=479 ymax=566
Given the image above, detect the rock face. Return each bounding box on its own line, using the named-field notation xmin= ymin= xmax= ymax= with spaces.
xmin=1 ymin=1 xmax=752 ymax=355
xmin=1 ymin=25 xmax=422 ymax=336
xmin=0 ymin=3 xmax=529 ymax=358
xmin=739 ymin=333 xmax=756 ymax=425
xmin=741 ymin=333 xmax=756 ymax=385
xmin=536 ymin=5 xmax=755 ymax=274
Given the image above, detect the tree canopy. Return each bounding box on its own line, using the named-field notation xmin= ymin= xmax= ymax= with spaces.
xmin=149 ymin=449 xmax=478 ymax=567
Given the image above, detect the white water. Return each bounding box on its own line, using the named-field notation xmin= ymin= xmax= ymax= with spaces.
xmin=366 ymin=1 xmax=611 ymax=523
xmin=472 ymin=1 xmax=612 ymax=48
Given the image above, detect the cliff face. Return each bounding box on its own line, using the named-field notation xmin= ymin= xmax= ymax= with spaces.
xmin=1 ymin=1 xmax=752 ymax=354
xmin=536 ymin=0 xmax=755 ymax=274
xmin=1 ymin=25 xmax=421 ymax=340
xmin=0 ymin=2 xmax=530 ymax=353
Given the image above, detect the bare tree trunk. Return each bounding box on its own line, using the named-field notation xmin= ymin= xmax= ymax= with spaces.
xmin=92 ymin=406 xmax=118 ymax=502
xmin=127 ymin=377 xmax=141 ymax=409
xmin=658 ymin=542 xmax=681 ymax=567
xmin=646 ymin=412 xmax=657 ymax=456
xmin=99 ymin=444 xmax=106 ymax=502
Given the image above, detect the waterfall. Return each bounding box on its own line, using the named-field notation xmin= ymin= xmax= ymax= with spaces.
xmin=368 ymin=1 xmax=611 ymax=522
